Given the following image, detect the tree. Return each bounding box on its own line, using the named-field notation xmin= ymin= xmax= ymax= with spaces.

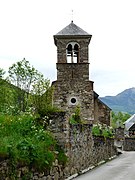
xmin=111 ymin=111 xmax=131 ymax=128
xmin=31 ymin=75 xmax=50 ymax=96
xmin=8 ymin=58 xmax=44 ymax=111
xmin=31 ymin=75 xmax=53 ymax=115
xmin=8 ymin=58 xmax=40 ymax=92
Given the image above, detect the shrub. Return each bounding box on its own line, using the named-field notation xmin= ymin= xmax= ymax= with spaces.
xmin=0 ymin=114 xmax=67 ymax=174
xmin=69 ymin=106 xmax=81 ymax=124
xmin=92 ymin=123 xmax=102 ymax=136
xmin=92 ymin=123 xmax=114 ymax=138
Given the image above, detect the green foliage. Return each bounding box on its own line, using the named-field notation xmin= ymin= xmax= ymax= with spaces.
xmin=7 ymin=58 xmax=48 ymax=112
xmin=69 ymin=106 xmax=81 ymax=124
xmin=0 ymin=68 xmax=5 ymax=79
xmin=8 ymin=58 xmax=39 ymax=91
xmin=111 ymin=111 xmax=131 ymax=128
xmin=92 ymin=123 xmax=114 ymax=138
xmin=0 ymin=79 xmax=21 ymax=114
xmin=0 ymin=60 xmax=67 ymax=177
xmin=0 ymin=114 xmax=67 ymax=174
xmin=0 ymin=59 xmax=53 ymax=115
xmin=92 ymin=124 xmax=102 ymax=136
xmin=31 ymin=77 xmax=54 ymax=115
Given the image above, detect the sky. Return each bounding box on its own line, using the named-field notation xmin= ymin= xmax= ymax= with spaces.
xmin=0 ymin=0 xmax=135 ymax=97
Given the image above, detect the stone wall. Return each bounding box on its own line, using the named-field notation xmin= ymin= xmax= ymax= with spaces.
xmin=54 ymin=38 xmax=90 ymax=64
xmin=94 ymin=98 xmax=111 ymax=126
xmin=56 ymin=63 xmax=90 ymax=82
xmin=115 ymin=127 xmax=125 ymax=140
xmin=0 ymin=113 xmax=117 ymax=179
xmin=0 ymin=159 xmax=64 ymax=180
xmin=66 ymin=126 xmax=117 ymax=178
xmin=49 ymin=112 xmax=117 ymax=178
xmin=52 ymin=79 xmax=94 ymax=122
xmin=68 ymin=124 xmax=93 ymax=175
xmin=123 ymin=138 xmax=135 ymax=151
xmin=92 ymin=136 xmax=117 ymax=164
xmin=0 ymin=136 xmax=117 ymax=179
xmin=48 ymin=112 xmax=70 ymax=153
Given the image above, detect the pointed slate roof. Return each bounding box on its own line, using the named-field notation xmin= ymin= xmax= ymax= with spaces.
xmin=54 ymin=21 xmax=92 ymax=46
xmin=56 ymin=21 xmax=91 ymax=36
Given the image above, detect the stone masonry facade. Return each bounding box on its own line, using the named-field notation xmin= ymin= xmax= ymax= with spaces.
xmin=94 ymin=97 xmax=111 ymax=126
xmin=52 ymin=77 xmax=94 ymax=123
xmin=54 ymin=38 xmax=90 ymax=64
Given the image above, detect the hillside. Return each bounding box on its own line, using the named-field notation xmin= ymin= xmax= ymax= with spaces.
xmin=100 ymin=87 xmax=135 ymax=114
xmin=0 ymin=79 xmax=26 ymax=113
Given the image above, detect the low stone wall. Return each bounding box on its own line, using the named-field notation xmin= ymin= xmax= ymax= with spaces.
xmin=92 ymin=136 xmax=117 ymax=165
xmin=0 ymin=112 xmax=117 ymax=179
xmin=124 ymin=138 xmax=135 ymax=151
xmin=0 ymin=159 xmax=65 ymax=180
xmin=0 ymin=136 xmax=117 ymax=179
xmin=68 ymin=124 xmax=93 ymax=175
xmin=67 ymin=126 xmax=117 ymax=178
xmin=49 ymin=113 xmax=117 ymax=178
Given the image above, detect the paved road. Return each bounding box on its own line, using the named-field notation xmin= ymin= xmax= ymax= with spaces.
xmin=74 ymin=151 xmax=135 ymax=180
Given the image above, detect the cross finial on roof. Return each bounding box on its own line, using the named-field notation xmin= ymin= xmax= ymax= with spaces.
xmin=71 ymin=10 xmax=74 ymax=23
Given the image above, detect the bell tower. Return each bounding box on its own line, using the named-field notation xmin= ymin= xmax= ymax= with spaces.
xmin=52 ymin=21 xmax=94 ymax=123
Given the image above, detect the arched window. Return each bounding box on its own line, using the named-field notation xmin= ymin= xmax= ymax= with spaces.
xmin=74 ymin=44 xmax=79 ymax=63
xmin=67 ymin=44 xmax=73 ymax=63
xmin=66 ymin=42 xmax=80 ymax=63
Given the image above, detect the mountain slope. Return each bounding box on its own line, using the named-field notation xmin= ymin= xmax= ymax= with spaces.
xmin=100 ymin=87 xmax=135 ymax=114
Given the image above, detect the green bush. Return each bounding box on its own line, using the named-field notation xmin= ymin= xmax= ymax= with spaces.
xmin=0 ymin=114 xmax=67 ymax=173
xmin=92 ymin=123 xmax=114 ymax=138
xmin=92 ymin=124 xmax=102 ymax=136
xmin=69 ymin=106 xmax=81 ymax=124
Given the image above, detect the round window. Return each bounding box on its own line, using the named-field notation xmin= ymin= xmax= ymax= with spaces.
xmin=71 ymin=98 xmax=76 ymax=104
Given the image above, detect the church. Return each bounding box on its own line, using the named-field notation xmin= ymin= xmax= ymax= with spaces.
xmin=52 ymin=21 xmax=111 ymax=125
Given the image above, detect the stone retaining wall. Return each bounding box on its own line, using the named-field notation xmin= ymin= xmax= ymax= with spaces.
xmin=92 ymin=136 xmax=117 ymax=164
xmin=66 ymin=126 xmax=117 ymax=178
xmin=68 ymin=124 xmax=93 ymax=175
xmin=124 ymin=138 xmax=135 ymax=151
xmin=0 ymin=136 xmax=117 ymax=179
xmin=0 ymin=112 xmax=117 ymax=179
xmin=0 ymin=159 xmax=65 ymax=180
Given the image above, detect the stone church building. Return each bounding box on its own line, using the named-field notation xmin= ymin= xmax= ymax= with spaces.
xmin=52 ymin=21 xmax=111 ymax=126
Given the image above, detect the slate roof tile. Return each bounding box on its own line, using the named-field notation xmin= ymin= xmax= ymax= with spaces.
xmin=56 ymin=21 xmax=91 ymax=36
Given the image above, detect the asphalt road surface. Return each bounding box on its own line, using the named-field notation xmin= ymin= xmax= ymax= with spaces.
xmin=74 ymin=151 xmax=135 ymax=180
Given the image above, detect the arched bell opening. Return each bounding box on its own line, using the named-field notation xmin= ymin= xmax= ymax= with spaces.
xmin=66 ymin=42 xmax=80 ymax=63
xmin=67 ymin=44 xmax=73 ymax=63
xmin=74 ymin=44 xmax=79 ymax=63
